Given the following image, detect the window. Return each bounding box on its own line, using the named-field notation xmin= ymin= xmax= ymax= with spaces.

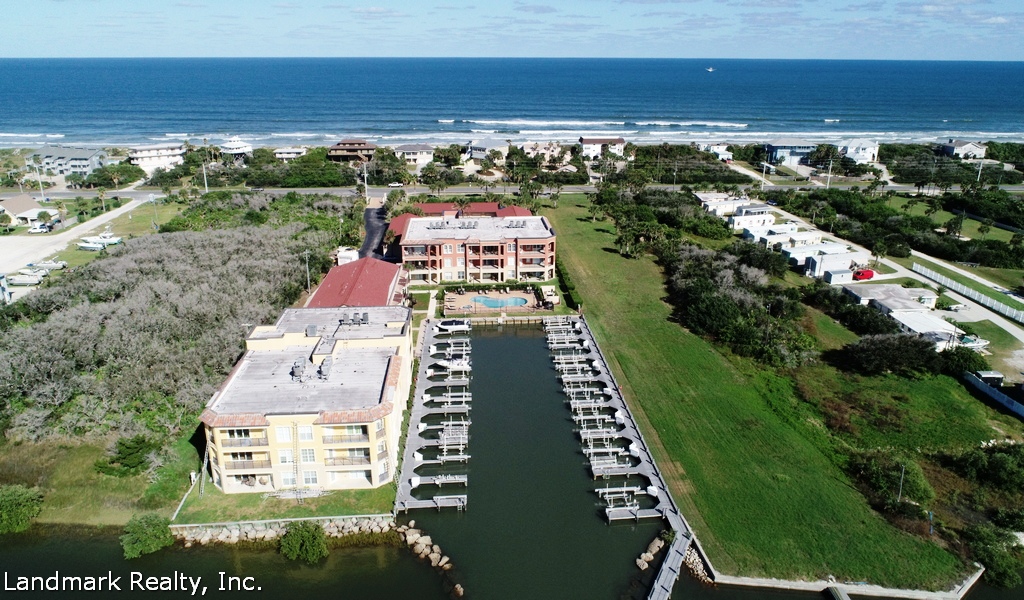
xmin=375 ymin=419 xmax=384 ymax=432
xmin=379 ymin=460 xmax=389 ymax=475
xmin=230 ymin=452 xmax=253 ymax=461
xmin=298 ymin=426 xmax=313 ymax=441
xmin=275 ymin=426 xmax=291 ymax=442
xmin=457 ymin=257 xmax=465 ymax=267
xmin=442 ymin=244 xmax=453 ymax=254
xmin=278 ymin=449 xmax=294 ymax=464
xmin=377 ymin=441 xmax=386 ymax=454
xmin=507 ymin=243 xmax=517 ymax=252
xmin=225 ymin=429 xmax=250 ymax=439
xmin=507 ymin=270 xmax=515 ymax=278
xmin=443 ymin=272 xmax=453 ymax=281
xmin=300 ymin=448 xmax=316 ymax=464
xmin=457 ymin=271 xmax=465 ymax=280
xmin=456 ymin=244 xmax=465 ymax=253
xmin=444 ymin=258 xmax=452 ymax=268
xmin=347 ymin=448 xmax=367 ymax=458
xmin=303 ymin=471 xmax=318 ymax=485
xmin=281 ymin=471 xmax=295 ymax=487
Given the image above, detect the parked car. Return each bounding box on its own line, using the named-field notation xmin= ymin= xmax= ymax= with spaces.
xmin=250 ymin=186 xmax=264 ymax=192
xmin=27 ymin=224 xmax=52 ymax=234
xmin=853 ymin=269 xmax=875 ymax=281
xmin=387 ymin=182 xmax=404 ymax=188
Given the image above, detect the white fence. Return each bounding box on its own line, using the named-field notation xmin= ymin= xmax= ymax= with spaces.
xmin=963 ymin=373 xmax=1024 ymax=420
xmin=911 ymin=263 xmax=1024 ymax=325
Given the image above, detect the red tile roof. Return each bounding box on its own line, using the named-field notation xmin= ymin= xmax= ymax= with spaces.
xmin=307 ymin=258 xmax=401 ymax=308
xmin=388 ymin=213 xmax=415 ymax=237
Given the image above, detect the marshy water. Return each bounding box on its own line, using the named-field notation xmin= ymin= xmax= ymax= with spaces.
xmin=1 ymin=326 xmax=1019 ymax=599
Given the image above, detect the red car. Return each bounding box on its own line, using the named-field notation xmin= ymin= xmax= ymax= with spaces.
xmin=853 ymin=269 xmax=875 ymax=281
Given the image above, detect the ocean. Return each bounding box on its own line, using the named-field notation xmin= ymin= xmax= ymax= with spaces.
xmin=0 ymin=58 xmax=1022 ymax=149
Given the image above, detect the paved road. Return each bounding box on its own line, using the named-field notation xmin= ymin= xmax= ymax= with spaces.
xmin=0 ymin=199 xmax=144 ymax=275
xmin=359 ymin=207 xmax=387 ymax=260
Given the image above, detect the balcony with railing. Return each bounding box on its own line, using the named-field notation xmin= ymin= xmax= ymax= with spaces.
xmin=220 ymin=437 xmax=269 ymax=448
xmin=323 ymin=434 xmax=370 ymax=445
xmin=225 ymin=460 xmax=272 ymax=470
xmin=325 ymin=456 xmax=371 ymax=466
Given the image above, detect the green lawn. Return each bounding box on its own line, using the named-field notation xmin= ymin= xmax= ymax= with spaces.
xmin=969 ymin=266 xmax=1024 ymax=293
xmin=172 ymin=482 xmax=395 ymax=524
xmin=900 ymin=201 xmax=1014 ymax=243
xmin=545 ymin=197 xmax=964 ymax=588
xmin=968 ymin=320 xmax=1024 ymax=380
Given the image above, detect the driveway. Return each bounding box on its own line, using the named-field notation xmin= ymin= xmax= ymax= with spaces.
xmin=359 ymin=206 xmax=387 ymax=260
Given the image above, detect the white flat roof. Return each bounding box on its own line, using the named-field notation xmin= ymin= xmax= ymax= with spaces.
xmin=892 ymin=312 xmax=962 ymax=336
xmin=402 ymin=216 xmax=555 ymax=243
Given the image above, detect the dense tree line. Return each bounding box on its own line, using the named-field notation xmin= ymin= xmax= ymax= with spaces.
xmin=147 ymin=147 xmax=359 ymax=189
xmin=611 ymin=143 xmax=751 ymax=186
xmin=801 ymin=283 xmax=900 ymax=335
xmin=763 ymin=188 xmax=1024 ymax=269
xmin=878 ymin=143 xmax=1022 ymax=188
xmin=664 ymin=243 xmax=816 ymax=367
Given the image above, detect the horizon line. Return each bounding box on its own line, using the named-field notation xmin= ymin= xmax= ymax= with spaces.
xmin=1 ymin=56 xmax=1023 ymax=63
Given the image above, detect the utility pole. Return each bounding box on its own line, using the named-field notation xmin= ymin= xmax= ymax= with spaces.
xmin=149 ymin=193 xmax=158 ymax=230
xmin=896 ymin=463 xmax=906 ymax=503
xmin=33 ymin=161 xmax=46 ymax=200
xmin=761 ymin=161 xmax=767 ymax=191
xmin=826 ymin=158 xmax=834 ymax=190
xmin=202 ymin=138 xmax=209 ymax=194
xmin=303 ymin=249 xmax=311 ymax=294
xmin=976 ymin=158 xmax=984 ymax=183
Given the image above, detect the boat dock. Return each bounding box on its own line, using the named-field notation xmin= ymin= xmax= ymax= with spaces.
xmin=396 ymin=322 xmax=474 ymax=514
xmin=542 ymin=315 xmax=696 ymax=599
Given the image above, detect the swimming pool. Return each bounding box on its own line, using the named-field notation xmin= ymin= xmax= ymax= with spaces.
xmin=472 ymin=295 xmax=528 ymax=308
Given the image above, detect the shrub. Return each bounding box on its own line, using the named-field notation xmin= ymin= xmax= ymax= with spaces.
xmin=847 ymin=450 xmax=935 ymax=507
xmin=120 ymin=514 xmax=174 ymax=559
xmin=841 ymin=334 xmax=941 ymax=377
xmin=279 ymin=521 xmax=329 ymax=565
xmin=938 ymin=346 xmax=990 ymax=377
xmin=963 ymin=524 xmax=1024 ymax=588
xmin=0 ymin=484 xmax=43 ymax=534
xmin=95 ymin=435 xmax=160 ymax=476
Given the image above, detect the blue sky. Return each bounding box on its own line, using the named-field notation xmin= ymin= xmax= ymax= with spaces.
xmin=5 ymin=0 xmax=1023 ymax=60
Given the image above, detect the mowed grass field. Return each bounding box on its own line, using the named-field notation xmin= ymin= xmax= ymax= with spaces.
xmin=546 ymin=198 xmax=963 ymax=588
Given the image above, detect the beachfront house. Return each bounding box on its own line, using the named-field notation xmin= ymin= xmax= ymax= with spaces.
xmin=838 ymin=139 xmax=879 ymax=164
xmin=940 ymin=139 xmax=987 ymax=160
xmin=394 ymin=144 xmax=435 ymax=169
xmin=579 ymin=137 xmax=626 ymax=159
xmin=393 ymin=215 xmax=556 ymax=285
xmin=275 ymin=147 xmax=307 ymax=162
xmin=842 ymin=284 xmax=984 ymax=351
xmin=220 ymin=137 xmax=253 ymax=160
xmin=766 ymin=139 xmax=816 ymax=167
xmin=701 ymin=143 xmax=734 ymax=162
xmin=328 ymin=139 xmax=377 ymax=163
xmin=28 ymin=145 xmax=108 ymax=176
xmin=200 ymin=306 xmax=413 ymax=494
xmin=467 ymin=139 xmax=508 ymax=162
xmin=128 ymin=143 xmax=186 ymax=175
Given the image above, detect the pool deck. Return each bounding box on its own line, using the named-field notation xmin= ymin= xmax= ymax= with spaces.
xmin=443 ymin=289 xmax=543 ymax=316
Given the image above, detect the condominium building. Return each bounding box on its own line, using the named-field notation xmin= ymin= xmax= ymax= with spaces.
xmin=395 ymin=216 xmax=556 ymax=284
xmin=29 ymin=145 xmax=108 ymax=176
xmin=128 ymin=143 xmax=186 ymax=175
xmin=200 ymin=306 xmax=413 ymax=494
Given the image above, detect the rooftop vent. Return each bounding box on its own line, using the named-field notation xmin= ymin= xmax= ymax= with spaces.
xmin=318 ymin=356 xmax=333 ymax=380
xmin=305 ymin=324 xmax=317 ymax=337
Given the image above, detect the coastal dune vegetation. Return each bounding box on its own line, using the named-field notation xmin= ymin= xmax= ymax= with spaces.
xmin=0 ymin=190 xmax=363 ymax=524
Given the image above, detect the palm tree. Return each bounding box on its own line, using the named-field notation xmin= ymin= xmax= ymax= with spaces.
xmin=97 ymin=187 xmax=107 ymax=213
